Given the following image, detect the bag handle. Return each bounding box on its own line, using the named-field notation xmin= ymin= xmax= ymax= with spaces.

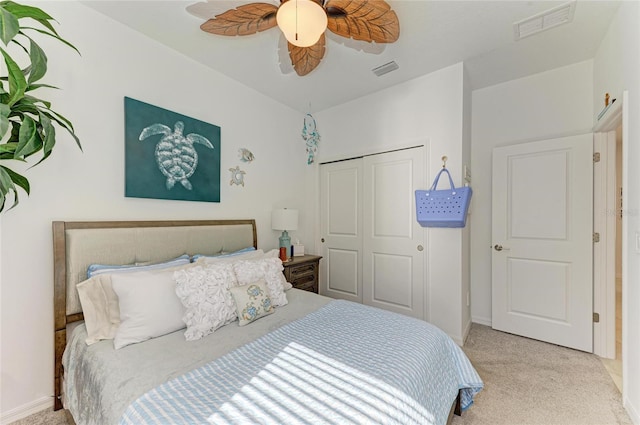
xmin=429 ymin=168 xmax=456 ymax=192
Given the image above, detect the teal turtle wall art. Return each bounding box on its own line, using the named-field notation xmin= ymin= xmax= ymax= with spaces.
xmin=124 ymin=97 xmax=221 ymax=202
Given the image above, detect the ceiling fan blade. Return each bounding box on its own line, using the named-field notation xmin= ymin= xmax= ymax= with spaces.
xmin=200 ymin=3 xmax=279 ymax=36
xmin=288 ymin=33 xmax=326 ymax=76
xmin=325 ymin=0 xmax=400 ymax=43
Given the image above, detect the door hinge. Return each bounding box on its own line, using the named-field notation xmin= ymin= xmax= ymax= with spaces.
xmin=593 ymin=152 xmax=601 ymax=163
xmin=593 ymin=312 xmax=600 ymax=323
xmin=593 ymin=232 xmax=600 ymax=243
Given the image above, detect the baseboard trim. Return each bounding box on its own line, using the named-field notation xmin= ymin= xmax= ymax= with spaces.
xmin=1 ymin=396 xmax=52 ymax=425
xmin=472 ymin=315 xmax=492 ymax=327
xmin=624 ymin=396 xmax=640 ymax=425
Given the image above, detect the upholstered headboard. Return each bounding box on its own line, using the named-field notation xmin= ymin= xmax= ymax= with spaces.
xmin=52 ymin=219 xmax=257 ymax=410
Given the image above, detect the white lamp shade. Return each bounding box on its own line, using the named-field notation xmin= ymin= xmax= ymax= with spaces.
xmin=271 ymin=209 xmax=299 ymax=231
xmin=276 ymin=0 xmax=328 ymax=48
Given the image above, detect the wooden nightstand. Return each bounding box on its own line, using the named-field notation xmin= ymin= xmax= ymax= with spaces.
xmin=282 ymin=254 xmax=322 ymax=293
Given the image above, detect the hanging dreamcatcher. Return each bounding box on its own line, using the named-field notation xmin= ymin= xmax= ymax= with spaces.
xmin=302 ymin=113 xmax=320 ymax=164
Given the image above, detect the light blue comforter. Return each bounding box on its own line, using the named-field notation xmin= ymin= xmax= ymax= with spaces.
xmin=120 ymin=300 xmax=483 ymax=425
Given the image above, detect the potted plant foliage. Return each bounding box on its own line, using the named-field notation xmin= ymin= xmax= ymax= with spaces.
xmin=0 ymin=1 xmax=80 ymax=212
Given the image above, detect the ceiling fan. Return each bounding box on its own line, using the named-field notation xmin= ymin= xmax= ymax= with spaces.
xmin=190 ymin=0 xmax=400 ymax=76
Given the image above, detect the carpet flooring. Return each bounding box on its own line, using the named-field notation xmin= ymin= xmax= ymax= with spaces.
xmin=11 ymin=324 xmax=632 ymax=425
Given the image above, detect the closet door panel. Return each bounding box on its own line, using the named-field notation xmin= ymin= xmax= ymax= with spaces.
xmin=362 ymin=148 xmax=425 ymax=319
xmin=319 ymin=159 xmax=363 ymax=302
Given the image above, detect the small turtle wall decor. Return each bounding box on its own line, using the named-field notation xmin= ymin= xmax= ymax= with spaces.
xmin=229 ymin=166 xmax=246 ymax=187
xmin=124 ymin=97 xmax=221 ymax=203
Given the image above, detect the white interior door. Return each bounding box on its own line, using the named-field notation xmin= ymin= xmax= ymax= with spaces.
xmin=319 ymin=159 xmax=363 ymax=303
xmin=491 ymin=134 xmax=593 ymax=352
xmin=362 ymin=148 xmax=425 ymax=319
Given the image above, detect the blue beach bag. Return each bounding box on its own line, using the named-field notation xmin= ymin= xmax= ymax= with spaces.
xmin=415 ymin=168 xmax=472 ymax=228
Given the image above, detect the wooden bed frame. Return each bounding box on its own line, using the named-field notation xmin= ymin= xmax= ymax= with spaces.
xmin=52 ymin=219 xmax=257 ymax=411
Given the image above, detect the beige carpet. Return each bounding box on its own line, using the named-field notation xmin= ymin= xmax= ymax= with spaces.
xmin=12 ymin=324 xmax=631 ymax=425
xmin=451 ymin=325 xmax=631 ymax=425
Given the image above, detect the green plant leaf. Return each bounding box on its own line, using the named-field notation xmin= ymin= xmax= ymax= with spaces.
xmin=0 ymin=102 xmax=9 ymax=137
xmin=0 ymin=141 xmax=16 ymax=153
xmin=1 ymin=1 xmax=57 ymax=34
xmin=25 ymin=83 xmax=58 ymax=92
xmin=40 ymin=108 xmax=81 ymax=150
xmin=21 ymin=26 xmax=79 ymax=55
xmin=0 ymin=46 xmax=26 ymax=106
xmin=1 ymin=2 xmax=53 ymax=20
xmin=23 ymin=94 xmax=50 ymax=108
xmin=26 ymin=37 xmax=47 ymax=83
xmin=1 ymin=164 xmax=28 ymax=193
xmin=0 ymin=6 xmax=19 ymax=45
xmin=14 ymin=114 xmax=41 ymax=158
xmin=0 ymin=165 xmax=19 ymax=211
xmin=9 ymin=35 xmax=27 ymax=54
xmin=33 ymin=111 xmax=54 ymax=165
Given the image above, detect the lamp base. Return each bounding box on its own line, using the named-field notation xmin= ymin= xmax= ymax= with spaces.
xmin=279 ymin=230 xmax=291 ymax=249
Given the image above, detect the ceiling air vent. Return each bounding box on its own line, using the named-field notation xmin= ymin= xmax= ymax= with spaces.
xmin=372 ymin=61 xmax=399 ymax=77
xmin=513 ymin=1 xmax=576 ymax=41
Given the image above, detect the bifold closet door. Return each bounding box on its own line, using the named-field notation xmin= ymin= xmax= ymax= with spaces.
xmin=319 ymin=158 xmax=363 ymax=303
xmin=362 ymin=148 xmax=425 ymax=319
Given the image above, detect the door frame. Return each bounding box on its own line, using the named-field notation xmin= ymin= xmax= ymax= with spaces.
xmin=593 ymin=93 xmax=625 ymax=361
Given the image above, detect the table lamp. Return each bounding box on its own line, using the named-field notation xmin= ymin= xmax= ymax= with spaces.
xmin=271 ymin=208 xmax=298 ymax=251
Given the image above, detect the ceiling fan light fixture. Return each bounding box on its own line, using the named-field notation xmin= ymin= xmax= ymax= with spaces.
xmin=276 ymin=0 xmax=328 ymax=48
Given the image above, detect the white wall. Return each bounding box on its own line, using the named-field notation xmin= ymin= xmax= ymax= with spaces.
xmin=314 ymin=63 xmax=470 ymax=343
xmin=593 ymin=1 xmax=640 ymax=422
xmin=0 ymin=2 xmax=310 ymax=420
xmin=470 ymin=60 xmax=594 ymax=325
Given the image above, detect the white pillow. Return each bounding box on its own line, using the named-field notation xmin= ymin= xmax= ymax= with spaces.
xmin=76 ymin=262 xmax=197 ymax=346
xmin=232 ymin=257 xmax=288 ymax=307
xmin=111 ymin=270 xmax=186 ymax=349
xmin=173 ymin=264 xmax=239 ymax=341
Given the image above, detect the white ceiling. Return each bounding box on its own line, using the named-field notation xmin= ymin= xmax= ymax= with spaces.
xmin=82 ymin=0 xmax=620 ymax=113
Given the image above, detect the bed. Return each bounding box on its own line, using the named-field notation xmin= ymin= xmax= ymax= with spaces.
xmin=53 ymin=219 xmax=482 ymax=425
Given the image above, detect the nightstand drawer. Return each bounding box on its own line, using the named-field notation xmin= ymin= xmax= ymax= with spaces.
xmin=289 ymin=263 xmax=315 ymax=279
xmin=282 ymin=254 xmax=322 ymax=294
xmin=293 ymin=279 xmax=316 ymax=292
xmin=290 ymin=272 xmax=315 ymax=286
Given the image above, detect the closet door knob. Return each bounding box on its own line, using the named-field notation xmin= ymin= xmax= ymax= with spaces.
xmin=417 ymin=245 xmax=424 ymax=251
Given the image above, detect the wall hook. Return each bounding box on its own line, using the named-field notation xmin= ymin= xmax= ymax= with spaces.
xmin=441 ymin=155 xmax=448 ymax=169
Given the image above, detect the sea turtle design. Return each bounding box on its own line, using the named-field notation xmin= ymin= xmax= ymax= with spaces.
xmin=139 ymin=121 xmax=213 ymax=190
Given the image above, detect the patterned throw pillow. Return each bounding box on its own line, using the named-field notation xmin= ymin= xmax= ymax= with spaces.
xmin=229 ymin=279 xmax=274 ymax=326
xmin=174 ymin=263 xmax=239 ymax=341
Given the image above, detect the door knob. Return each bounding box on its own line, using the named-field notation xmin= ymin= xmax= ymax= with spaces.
xmin=321 ymin=238 xmax=325 ymax=243
xmin=417 ymin=245 xmax=424 ymax=251
xmin=494 ymin=244 xmax=510 ymax=251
